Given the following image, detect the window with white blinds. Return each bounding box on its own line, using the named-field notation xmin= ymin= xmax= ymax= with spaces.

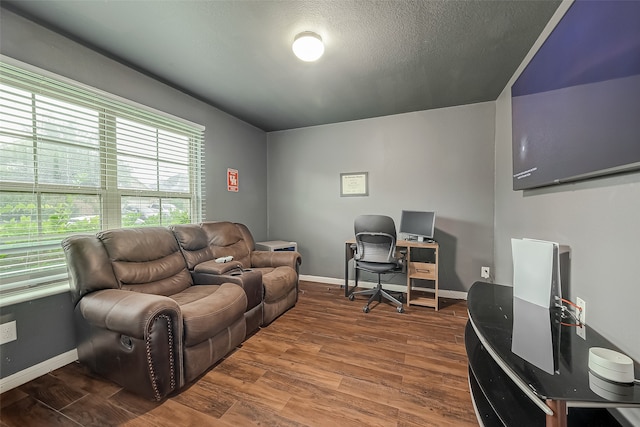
xmin=0 ymin=58 xmax=205 ymax=304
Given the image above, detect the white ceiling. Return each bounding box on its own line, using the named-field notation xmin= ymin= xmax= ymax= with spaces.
xmin=3 ymin=0 xmax=561 ymax=132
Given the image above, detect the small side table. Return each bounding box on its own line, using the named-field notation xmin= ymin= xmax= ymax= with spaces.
xmin=255 ymin=240 xmax=297 ymax=252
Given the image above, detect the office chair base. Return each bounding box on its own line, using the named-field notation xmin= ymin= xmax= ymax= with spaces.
xmin=363 ymin=304 xmax=404 ymax=313
xmin=349 ymin=288 xmax=405 ymax=302
xmin=349 ymin=285 xmax=405 ymax=313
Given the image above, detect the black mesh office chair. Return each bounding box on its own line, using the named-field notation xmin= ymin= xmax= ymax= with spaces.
xmin=349 ymin=214 xmax=405 ymax=313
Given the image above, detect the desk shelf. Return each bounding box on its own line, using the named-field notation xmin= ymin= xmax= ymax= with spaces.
xmin=406 ymin=246 xmax=439 ymax=310
xmin=407 ymin=282 xmax=438 ymax=308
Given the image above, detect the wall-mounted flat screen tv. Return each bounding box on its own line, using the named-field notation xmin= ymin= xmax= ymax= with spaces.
xmin=511 ymin=0 xmax=640 ymax=190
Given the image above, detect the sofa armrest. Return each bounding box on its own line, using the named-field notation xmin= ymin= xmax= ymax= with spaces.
xmin=251 ymin=250 xmax=302 ymax=271
xmin=193 ymin=259 xmax=244 ymax=275
xmin=78 ymin=289 xmax=182 ymax=340
xmin=75 ymin=289 xmax=183 ymax=400
xmin=191 ymin=270 xmax=263 ymax=316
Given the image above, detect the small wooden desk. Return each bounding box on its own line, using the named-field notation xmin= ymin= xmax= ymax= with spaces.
xmin=344 ymin=239 xmax=440 ymax=310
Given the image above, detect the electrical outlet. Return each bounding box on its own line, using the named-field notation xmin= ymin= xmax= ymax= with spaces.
xmin=481 ymin=266 xmax=490 ymax=279
xmin=575 ymin=297 xmax=586 ymax=340
xmin=0 ymin=321 xmax=17 ymax=344
xmin=576 ymin=323 xmax=586 ymax=339
xmin=576 ymin=297 xmax=586 ymax=324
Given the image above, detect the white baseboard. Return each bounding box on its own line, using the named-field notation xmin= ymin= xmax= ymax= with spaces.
xmin=299 ymin=274 xmax=468 ymax=300
xmin=0 ymin=349 xmax=78 ymax=393
xmin=299 ymin=275 xmax=344 ymax=286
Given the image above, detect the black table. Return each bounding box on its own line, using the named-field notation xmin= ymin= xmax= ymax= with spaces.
xmin=466 ymin=281 xmax=640 ymax=427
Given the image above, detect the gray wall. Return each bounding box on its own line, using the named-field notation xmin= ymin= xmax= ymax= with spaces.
xmin=493 ymin=9 xmax=640 ymax=361
xmin=267 ymin=103 xmax=496 ymax=292
xmin=0 ymin=294 xmax=76 ymax=378
xmin=0 ymin=8 xmax=268 ymax=235
xmin=0 ymin=9 xmax=268 ymax=377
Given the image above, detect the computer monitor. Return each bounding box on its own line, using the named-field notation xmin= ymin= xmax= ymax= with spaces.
xmin=399 ymin=210 xmax=436 ymax=242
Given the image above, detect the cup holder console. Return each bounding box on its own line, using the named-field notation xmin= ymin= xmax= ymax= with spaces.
xmin=230 ymin=268 xmax=251 ymax=276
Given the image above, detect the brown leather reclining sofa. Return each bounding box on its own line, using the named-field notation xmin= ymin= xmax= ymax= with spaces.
xmin=172 ymin=221 xmax=301 ymax=329
xmin=62 ymin=221 xmax=301 ymax=401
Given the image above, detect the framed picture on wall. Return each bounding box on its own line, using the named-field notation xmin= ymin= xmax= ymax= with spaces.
xmin=340 ymin=172 xmax=368 ymax=197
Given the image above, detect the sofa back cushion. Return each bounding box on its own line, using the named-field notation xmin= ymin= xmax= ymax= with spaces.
xmin=200 ymin=222 xmax=252 ymax=268
xmin=98 ymin=227 xmax=192 ymax=296
xmin=171 ymin=224 xmax=213 ymax=270
xmin=234 ymin=223 xmax=257 ymax=252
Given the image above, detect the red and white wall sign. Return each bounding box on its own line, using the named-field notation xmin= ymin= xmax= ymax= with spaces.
xmin=227 ymin=168 xmax=238 ymax=192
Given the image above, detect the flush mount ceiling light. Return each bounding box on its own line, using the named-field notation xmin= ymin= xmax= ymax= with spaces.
xmin=292 ymin=31 xmax=324 ymax=62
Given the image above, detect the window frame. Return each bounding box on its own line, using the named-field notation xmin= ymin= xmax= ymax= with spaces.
xmin=0 ymin=56 xmax=205 ymax=306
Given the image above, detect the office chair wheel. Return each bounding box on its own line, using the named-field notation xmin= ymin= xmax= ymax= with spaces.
xmin=397 ymin=306 xmax=405 ymax=313
xmin=362 ymin=305 xmax=370 ymax=313
xmin=348 ymin=294 xmax=355 ymax=301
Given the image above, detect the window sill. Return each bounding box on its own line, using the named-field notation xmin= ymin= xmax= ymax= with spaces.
xmin=0 ymin=282 xmax=70 ymax=308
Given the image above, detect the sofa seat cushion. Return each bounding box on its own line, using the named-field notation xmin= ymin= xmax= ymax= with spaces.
xmin=169 ymin=284 xmax=247 ymax=347
xmin=252 ymin=266 xmax=297 ymax=303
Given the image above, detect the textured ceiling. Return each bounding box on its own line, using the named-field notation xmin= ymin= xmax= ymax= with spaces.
xmin=3 ymin=0 xmax=561 ymax=132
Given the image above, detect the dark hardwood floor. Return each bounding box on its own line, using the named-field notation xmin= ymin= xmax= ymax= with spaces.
xmin=0 ymin=281 xmax=476 ymax=426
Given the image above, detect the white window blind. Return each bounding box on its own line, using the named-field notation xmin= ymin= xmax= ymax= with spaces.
xmin=0 ymin=57 xmax=205 ymax=305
